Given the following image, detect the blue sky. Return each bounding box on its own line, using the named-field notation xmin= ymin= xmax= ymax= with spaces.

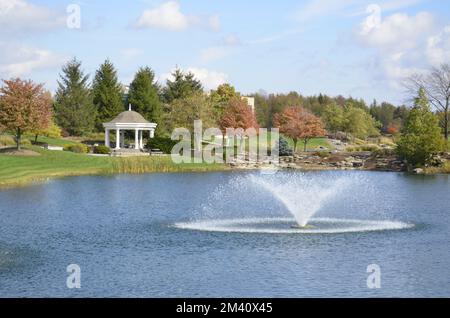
xmin=1 ymin=0 xmax=449 ymax=105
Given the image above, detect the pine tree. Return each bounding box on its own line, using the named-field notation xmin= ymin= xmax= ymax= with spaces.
xmin=397 ymin=88 xmax=445 ymax=166
xmin=163 ymin=68 xmax=203 ymax=103
xmin=92 ymin=59 xmax=124 ymax=131
xmin=128 ymin=67 xmax=162 ymax=124
xmin=54 ymin=58 xmax=95 ymax=136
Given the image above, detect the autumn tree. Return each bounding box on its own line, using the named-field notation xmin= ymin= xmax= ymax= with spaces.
xmin=0 ymin=78 xmax=52 ymax=150
xmin=210 ymin=83 xmax=240 ymax=118
xmin=54 ymin=59 xmax=96 ymax=136
xmin=273 ymin=106 xmax=326 ymax=152
xmin=219 ymin=97 xmax=259 ymax=131
xmin=322 ymin=102 xmax=344 ymax=138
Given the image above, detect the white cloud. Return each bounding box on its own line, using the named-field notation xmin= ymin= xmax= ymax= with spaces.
xmin=160 ymin=67 xmax=228 ymax=90
xmin=355 ymin=8 xmax=447 ymax=88
xmin=199 ymin=34 xmax=241 ymax=64
xmin=0 ymin=42 xmax=65 ymax=78
xmin=134 ymin=1 xmax=219 ymax=31
xmin=426 ymin=26 xmax=450 ymax=67
xmin=0 ymin=0 xmax=65 ymax=35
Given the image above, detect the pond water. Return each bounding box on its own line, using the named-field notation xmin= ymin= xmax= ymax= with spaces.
xmin=0 ymin=170 xmax=449 ymax=297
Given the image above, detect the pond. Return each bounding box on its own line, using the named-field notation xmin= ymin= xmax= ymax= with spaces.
xmin=0 ymin=170 xmax=449 ymax=297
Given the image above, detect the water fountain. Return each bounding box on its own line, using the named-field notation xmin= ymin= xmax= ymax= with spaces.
xmin=174 ymin=172 xmax=414 ymax=234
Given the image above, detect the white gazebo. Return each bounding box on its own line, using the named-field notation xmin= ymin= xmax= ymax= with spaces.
xmin=103 ymin=106 xmax=157 ymax=150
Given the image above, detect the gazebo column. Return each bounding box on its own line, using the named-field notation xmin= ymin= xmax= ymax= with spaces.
xmin=115 ymin=129 xmax=120 ymax=150
xmin=139 ymin=131 xmax=144 ymax=149
xmin=105 ymin=129 xmax=110 ymax=148
xmin=135 ymin=129 xmax=139 ymax=150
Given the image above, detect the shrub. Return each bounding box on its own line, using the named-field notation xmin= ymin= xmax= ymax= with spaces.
xmin=64 ymin=143 xmax=89 ymax=154
xmin=278 ymin=136 xmax=293 ymax=156
xmin=314 ymin=151 xmax=330 ymax=158
xmin=0 ymin=135 xmax=15 ymax=147
xmin=147 ymin=137 xmax=178 ymax=154
xmin=94 ymin=145 xmax=111 ymax=154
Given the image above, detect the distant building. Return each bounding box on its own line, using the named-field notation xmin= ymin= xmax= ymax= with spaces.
xmin=242 ymin=96 xmax=255 ymax=113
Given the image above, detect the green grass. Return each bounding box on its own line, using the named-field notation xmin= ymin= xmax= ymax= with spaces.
xmin=284 ymin=137 xmax=333 ymax=152
xmin=25 ymin=135 xmax=79 ymax=147
xmin=0 ymin=146 xmax=227 ymax=189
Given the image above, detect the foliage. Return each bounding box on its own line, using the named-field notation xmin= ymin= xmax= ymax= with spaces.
xmin=164 ymin=93 xmax=217 ymax=134
xmin=278 ymin=136 xmax=293 ymax=156
xmin=128 ymin=67 xmax=162 ymax=124
xmin=397 ymin=88 xmax=446 ymax=166
xmin=322 ymin=102 xmax=345 ymax=136
xmin=0 ymin=78 xmax=52 ymax=150
xmin=92 ymin=59 xmax=124 ymax=131
xmin=0 ymin=135 xmax=15 ymax=147
xmin=54 ymin=58 xmax=96 ymax=136
xmin=210 ymin=84 xmax=240 ymax=117
xmin=219 ymin=97 xmax=259 ymax=131
xmin=343 ymin=106 xmax=380 ymax=139
xmin=94 ymin=145 xmax=111 ymax=154
xmin=273 ymin=106 xmax=326 ymax=152
xmin=64 ymin=143 xmax=90 ymax=154
xmin=163 ymin=68 xmax=203 ymax=103
xmin=32 ymin=120 xmax=62 ymax=143
xmin=146 ymin=137 xmax=178 ymax=154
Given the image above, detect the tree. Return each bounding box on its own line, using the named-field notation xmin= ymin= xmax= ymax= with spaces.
xmin=406 ymin=64 xmax=450 ymax=140
xmin=163 ymin=68 xmax=203 ymax=103
xmin=343 ymin=106 xmax=380 ymax=140
xmin=210 ymin=83 xmax=240 ymax=117
xmin=322 ymin=102 xmax=344 ymax=138
xmin=54 ymin=59 xmax=96 ymax=136
xmin=92 ymin=59 xmax=124 ymax=131
xmin=164 ymin=93 xmax=217 ymax=133
xmin=397 ymin=88 xmax=445 ymax=166
xmin=128 ymin=67 xmax=162 ymax=126
xmin=273 ymin=106 xmax=326 ymax=152
xmin=219 ymin=97 xmax=259 ymax=131
xmin=370 ymin=102 xmax=396 ymax=133
xmin=0 ymin=78 xmax=52 ymax=150
xmin=32 ymin=120 xmax=62 ymax=143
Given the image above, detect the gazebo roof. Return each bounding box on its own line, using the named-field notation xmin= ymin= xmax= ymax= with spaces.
xmin=108 ymin=110 xmax=150 ymax=124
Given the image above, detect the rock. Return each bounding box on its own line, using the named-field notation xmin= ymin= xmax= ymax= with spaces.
xmin=413 ymin=168 xmax=424 ymax=174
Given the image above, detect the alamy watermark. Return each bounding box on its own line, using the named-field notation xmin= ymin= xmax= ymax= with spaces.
xmin=66 ymin=4 xmax=81 ymax=29
xmin=66 ymin=264 xmax=81 ymax=289
xmin=367 ymin=264 xmax=381 ymax=289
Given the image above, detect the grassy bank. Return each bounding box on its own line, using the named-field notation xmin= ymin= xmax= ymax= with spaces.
xmin=0 ymin=146 xmax=227 ymax=189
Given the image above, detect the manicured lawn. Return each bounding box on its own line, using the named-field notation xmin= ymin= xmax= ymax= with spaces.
xmin=284 ymin=137 xmax=334 ymax=152
xmin=25 ymin=135 xmax=79 ymax=147
xmin=0 ymin=146 xmax=227 ymax=189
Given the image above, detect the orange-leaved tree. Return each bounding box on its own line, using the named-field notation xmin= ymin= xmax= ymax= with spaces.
xmin=0 ymin=78 xmax=52 ymax=150
xmin=273 ymin=106 xmax=326 ymax=152
xmin=219 ymin=97 xmax=259 ymax=131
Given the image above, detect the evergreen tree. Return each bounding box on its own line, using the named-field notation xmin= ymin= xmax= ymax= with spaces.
xmin=128 ymin=67 xmax=162 ymax=124
xmin=397 ymin=88 xmax=445 ymax=166
xmin=54 ymin=58 xmax=95 ymax=136
xmin=92 ymin=59 xmax=124 ymax=131
xmin=163 ymin=68 xmax=203 ymax=103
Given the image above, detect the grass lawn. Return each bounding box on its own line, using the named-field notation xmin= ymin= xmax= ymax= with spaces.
xmin=29 ymin=135 xmax=79 ymax=147
xmin=0 ymin=146 xmax=227 ymax=189
xmin=284 ymin=137 xmax=334 ymax=152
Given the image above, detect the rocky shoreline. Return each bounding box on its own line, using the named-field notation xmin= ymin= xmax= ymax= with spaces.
xmin=231 ymin=151 xmax=450 ymax=173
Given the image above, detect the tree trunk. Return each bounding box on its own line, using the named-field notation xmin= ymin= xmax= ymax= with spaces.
xmin=445 ymin=109 xmax=449 ymax=141
xmin=35 ymin=134 xmax=39 ymax=143
xmin=16 ymin=127 xmax=21 ymax=151
xmin=293 ymin=139 xmax=298 ymax=154
xmin=303 ymin=139 xmax=308 ymax=152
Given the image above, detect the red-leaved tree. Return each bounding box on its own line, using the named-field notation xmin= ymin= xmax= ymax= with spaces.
xmin=219 ymin=97 xmax=259 ymax=131
xmin=274 ymin=106 xmax=326 ymax=152
xmin=0 ymin=78 xmax=52 ymax=150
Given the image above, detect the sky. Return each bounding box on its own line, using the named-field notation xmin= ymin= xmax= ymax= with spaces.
xmin=0 ymin=0 xmax=450 ymax=105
